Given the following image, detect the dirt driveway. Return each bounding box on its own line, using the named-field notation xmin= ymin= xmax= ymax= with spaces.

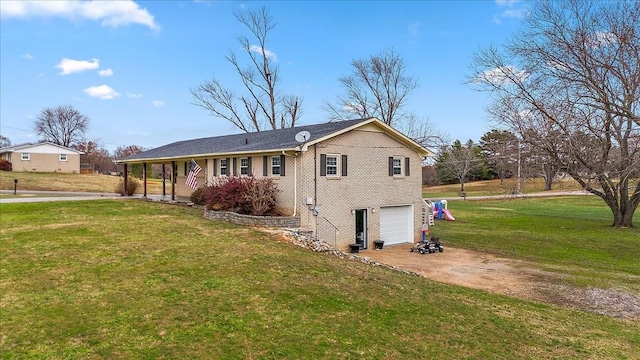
xmin=360 ymin=243 xmax=640 ymax=320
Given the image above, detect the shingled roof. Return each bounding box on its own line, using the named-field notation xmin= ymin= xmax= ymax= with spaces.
xmin=117 ymin=118 xmax=430 ymax=163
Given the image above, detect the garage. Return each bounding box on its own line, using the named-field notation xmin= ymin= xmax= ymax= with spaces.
xmin=379 ymin=205 xmax=413 ymax=245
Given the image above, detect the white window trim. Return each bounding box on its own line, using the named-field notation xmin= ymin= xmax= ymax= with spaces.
xmin=393 ymin=156 xmax=403 ymax=177
xmin=326 ymin=154 xmax=340 ymax=177
xmin=271 ymin=156 xmax=281 ymax=176
xmin=59 ymin=154 xmax=68 ymax=161
xmin=220 ymin=159 xmax=228 ymax=176
xmin=21 ymin=153 xmax=30 ymax=161
xmin=240 ymin=158 xmax=249 ymax=176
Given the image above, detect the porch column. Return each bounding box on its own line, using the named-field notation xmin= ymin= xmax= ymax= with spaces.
xmin=123 ymin=163 xmax=128 ymax=196
xmin=162 ymin=164 xmax=166 ymax=197
xmin=171 ymin=160 xmax=176 ymax=201
xmin=143 ymin=162 xmax=147 ymax=198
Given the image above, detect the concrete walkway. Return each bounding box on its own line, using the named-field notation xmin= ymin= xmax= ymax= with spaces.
xmin=0 ymin=190 xmax=189 ymax=204
xmin=431 ymin=190 xmax=592 ymax=202
xmin=0 ymin=189 xmax=591 ymax=204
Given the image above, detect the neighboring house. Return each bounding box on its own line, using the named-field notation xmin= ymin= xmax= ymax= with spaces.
xmin=0 ymin=142 xmax=83 ymax=173
xmin=116 ymin=118 xmax=433 ymax=250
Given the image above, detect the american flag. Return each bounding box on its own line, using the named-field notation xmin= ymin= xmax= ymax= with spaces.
xmin=185 ymin=159 xmax=202 ymax=189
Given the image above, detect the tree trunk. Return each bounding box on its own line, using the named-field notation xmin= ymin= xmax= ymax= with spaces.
xmin=543 ymin=176 xmax=553 ymax=191
xmin=592 ymin=191 xmax=637 ymax=228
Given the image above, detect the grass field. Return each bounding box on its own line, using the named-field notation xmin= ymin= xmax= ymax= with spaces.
xmin=423 ymin=177 xmax=585 ymax=198
xmin=0 ymin=171 xmax=165 ymax=195
xmin=1 ymin=199 xmax=639 ymax=359
xmin=431 ymin=196 xmax=640 ymax=292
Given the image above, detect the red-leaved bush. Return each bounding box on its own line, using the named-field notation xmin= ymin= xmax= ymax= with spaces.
xmin=204 ymin=176 xmax=278 ymax=216
xmin=0 ymin=159 xmax=12 ymax=171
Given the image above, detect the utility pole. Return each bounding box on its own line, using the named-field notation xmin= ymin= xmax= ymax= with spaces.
xmin=517 ymin=138 xmax=521 ymax=195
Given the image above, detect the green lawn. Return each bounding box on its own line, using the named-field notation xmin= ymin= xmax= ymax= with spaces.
xmin=432 ymin=196 xmax=640 ymax=292
xmin=1 ymin=200 xmax=638 ymax=359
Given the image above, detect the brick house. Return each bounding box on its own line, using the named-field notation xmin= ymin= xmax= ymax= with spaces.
xmin=116 ymin=118 xmax=433 ymax=250
xmin=0 ymin=142 xmax=83 ymax=173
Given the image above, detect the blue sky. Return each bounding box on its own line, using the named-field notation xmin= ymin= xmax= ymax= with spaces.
xmin=0 ymin=0 xmax=529 ymax=152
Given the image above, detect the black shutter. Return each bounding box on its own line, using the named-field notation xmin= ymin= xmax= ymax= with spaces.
xmin=247 ymin=157 xmax=252 ymax=176
xmin=232 ymin=158 xmax=237 ymax=176
xmin=263 ymin=156 xmax=268 ymax=176
xmin=320 ymin=154 xmax=327 ymax=176
xmin=184 ymin=161 xmax=188 ymax=176
xmin=280 ymin=154 xmax=286 ymax=176
xmin=341 ymin=155 xmax=348 ymax=176
xmin=405 ymin=157 xmax=410 ymax=176
xmin=213 ymin=159 xmax=218 ymax=176
xmin=388 ymin=157 xmax=394 ymax=176
xmin=226 ymin=158 xmax=230 ymax=176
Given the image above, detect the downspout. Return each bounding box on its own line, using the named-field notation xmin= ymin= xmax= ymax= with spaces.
xmin=314 ymin=144 xmax=317 ymax=207
xmin=282 ymin=150 xmax=298 ymax=217
xmin=293 ymin=153 xmax=297 ymax=216
xmin=314 ymin=144 xmax=318 ymax=236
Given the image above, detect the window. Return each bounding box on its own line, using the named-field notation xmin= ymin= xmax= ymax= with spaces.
xmin=21 ymin=153 xmax=30 ymax=161
xmin=220 ymin=159 xmax=228 ymax=176
xmin=320 ymin=154 xmax=347 ymax=177
xmin=393 ymin=157 xmax=402 ymax=175
xmin=326 ymin=155 xmax=338 ymax=176
xmin=389 ymin=156 xmax=405 ymax=177
xmin=240 ymin=158 xmax=249 ymax=175
xmin=271 ymin=156 xmax=281 ymax=176
xmin=59 ymin=154 xmax=68 ymax=161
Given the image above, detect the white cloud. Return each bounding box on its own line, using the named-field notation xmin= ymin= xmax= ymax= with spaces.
xmin=589 ymin=31 xmax=617 ymax=48
xmin=56 ymin=57 xmax=99 ymax=75
xmin=0 ymin=0 xmax=159 ymax=30
xmin=153 ymin=100 xmax=165 ymax=107
xmin=407 ymin=22 xmax=420 ymax=37
xmin=22 ymin=53 xmax=34 ymax=60
xmin=494 ymin=0 xmax=528 ymax=24
xmin=84 ymin=85 xmax=120 ymax=100
xmin=343 ymin=102 xmax=364 ymax=114
xmin=249 ymin=45 xmax=277 ymax=61
xmin=478 ymin=66 xmax=529 ymax=85
xmin=126 ymin=92 xmax=142 ymax=99
xmin=98 ymin=68 xmax=113 ymax=77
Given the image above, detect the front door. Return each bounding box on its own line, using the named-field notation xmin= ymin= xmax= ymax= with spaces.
xmin=355 ymin=209 xmax=368 ymax=249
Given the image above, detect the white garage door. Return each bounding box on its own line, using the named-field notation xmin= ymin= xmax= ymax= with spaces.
xmin=380 ymin=205 xmax=413 ymax=245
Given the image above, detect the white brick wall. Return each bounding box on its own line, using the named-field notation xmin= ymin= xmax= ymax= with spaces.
xmin=171 ymin=125 xmax=424 ymax=251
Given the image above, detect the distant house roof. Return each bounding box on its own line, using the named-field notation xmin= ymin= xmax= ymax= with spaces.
xmin=116 ymin=118 xmax=433 ymax=163
xmin=0 ymin=142 xmax=84 ymax=154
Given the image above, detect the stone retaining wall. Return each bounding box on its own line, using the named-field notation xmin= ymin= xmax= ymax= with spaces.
xmin=203 ymin=209 xmax=300 ymax=228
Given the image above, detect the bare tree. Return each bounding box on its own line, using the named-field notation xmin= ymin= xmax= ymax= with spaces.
xmin=437 ymin=140 xmax=480 ymax=193
xmin=0 ymin=135 xmax=11 ymax=148
xmin=470 ymin=0 xmax=640 ymax=227
xmin=325 ymin=48 xmax=418 ymax=126
xmin=73 ymin=140 xmax=115 ymax=174
xmin=34 ymin=105 xmax=89 ymax=147
xmin=192 ymin=7 xmax=302 ymax=132
xmin=325 ymin=48 xmax=446 ymax=151
xmin=114 ymin=145 xmax=147 ymax=178
xmin=479 ymin=129 xmax=519 ymax=185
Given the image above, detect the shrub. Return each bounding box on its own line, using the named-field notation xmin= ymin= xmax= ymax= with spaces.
xmin=0 ymin=159 xmax=12 ymax=171
xmin=189 ymin=185 xmax=207 ymax=205
xmin=115 ymin=177 xmax=139 ymax=196
xmin=204 ymin=176 xmax=279 ymax=216
xmin=243 ymin=177 xmax=278 ymax=216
